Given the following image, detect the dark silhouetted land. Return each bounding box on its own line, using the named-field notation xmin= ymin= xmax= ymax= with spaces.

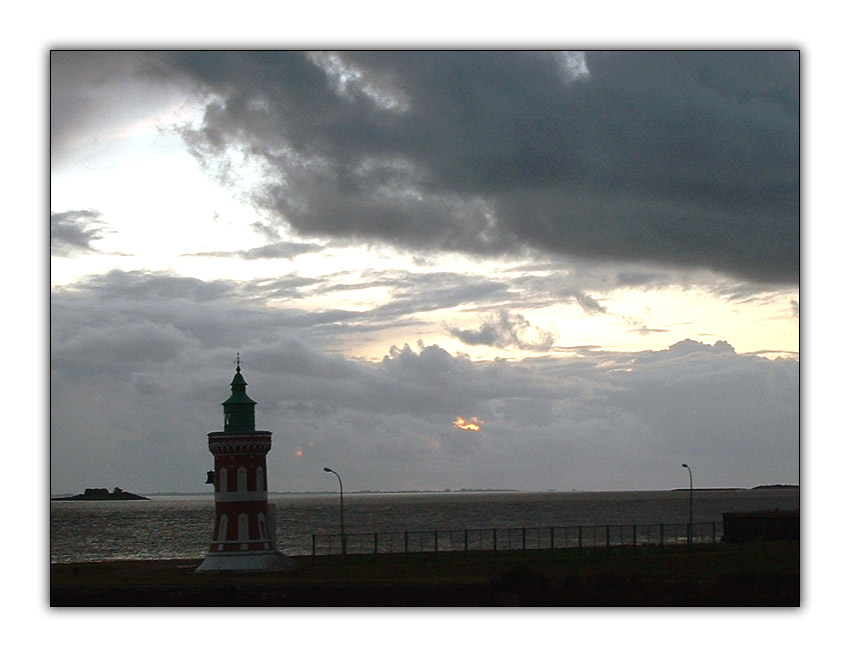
xmin=51 ymin=541 xmax=798 ymax=606
xmin=51 ymin=487 xmax=149 ymax=501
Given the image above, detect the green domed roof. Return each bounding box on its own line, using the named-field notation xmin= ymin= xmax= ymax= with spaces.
xmin=223 ymin=367 xmax=256 ymax=406
xmin=221 ymin=359 xmax=257 ymax=432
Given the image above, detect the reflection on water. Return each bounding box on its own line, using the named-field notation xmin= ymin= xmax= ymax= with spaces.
xmin=50 ymin=489 xmax=799 ymax=563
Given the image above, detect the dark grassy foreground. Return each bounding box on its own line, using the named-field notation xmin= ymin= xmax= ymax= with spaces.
xmin=51 ymin=541 xmax=799 ymax=607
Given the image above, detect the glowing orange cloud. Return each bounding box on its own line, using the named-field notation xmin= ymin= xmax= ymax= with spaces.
xmin=454 ymin=416 xmax=482 ymax=431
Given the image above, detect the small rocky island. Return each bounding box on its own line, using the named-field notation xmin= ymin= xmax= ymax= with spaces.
xmin=52 ymin=487 xmax=149 ymax=501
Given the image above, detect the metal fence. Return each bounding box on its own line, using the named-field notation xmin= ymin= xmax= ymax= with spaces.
xmin=312 ymin=521 xmax=720 ymax=557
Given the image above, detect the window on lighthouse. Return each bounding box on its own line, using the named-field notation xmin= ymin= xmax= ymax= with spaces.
xmin=217 ymin=514 xmax=228 ymax=550
xmin=237 ymin=467 xmax=247 ymax=492
xmin=256 ymin=466 xmax=265 ymax=491
xmin=238 ymin=513 xmax=249 ymax=549
xmin=258 ymin=513 xmax=267 ymax=540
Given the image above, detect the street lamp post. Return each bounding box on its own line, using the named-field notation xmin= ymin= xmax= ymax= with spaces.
xmin=682 ymin=463 xmax=693 ymax=544
xmin=324 ymin=467 xmax=345 ymax=555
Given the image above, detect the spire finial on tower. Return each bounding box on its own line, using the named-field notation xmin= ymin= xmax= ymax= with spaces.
xmin=236 ymin=352 xmax=241 ymax=373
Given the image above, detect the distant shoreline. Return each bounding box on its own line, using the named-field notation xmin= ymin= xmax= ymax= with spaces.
xmin=52 ymin=484 xmax=798 ymax=498
xmin=670 ymin=485 xmax=799 ymax=492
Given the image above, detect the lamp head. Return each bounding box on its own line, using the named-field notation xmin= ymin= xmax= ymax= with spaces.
xmin=324 ymin=467 xmax=332 ymax=472
xmin=682 ymin=463 xmax=688 ymax=468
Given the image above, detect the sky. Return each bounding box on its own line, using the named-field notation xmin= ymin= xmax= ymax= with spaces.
xmin=50 ymin=50 xmax=800 ymax=496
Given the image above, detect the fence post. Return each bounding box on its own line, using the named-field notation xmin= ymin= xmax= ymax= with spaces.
xmin=434 ymin=530 xmax=438 ymax=558
xmin=550 ymin=526 xmax=555 ymax=551
xmin=712 ymin=521 xmax=716 ymax=546
xmin=633 ymin=524 xmax=637 ymax=550
xmin=464 ymin=529 xmax=468 ymax=554
xmin=659 ymin=523 xmax=664 ymax=550
xmin=493 ymin=528 xmax=498 ymax=554
xmin=578 ymin=526 xmax=583 ymax=555
xmin=312 ymin=534 xmax=316 ymax=563
xmin=404 ymin=531 xmax=409 ymax=556
xmin=522 ymin=527 xmax=527 ymax=553
xmin=606 ymin=525 xmax=610 ymax=552
xmin=374 ymin=532 xmax=378 ymax=555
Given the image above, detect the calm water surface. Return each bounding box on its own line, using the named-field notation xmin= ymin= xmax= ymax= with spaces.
xmin=50 ymin=489 xmax=799 ymax=563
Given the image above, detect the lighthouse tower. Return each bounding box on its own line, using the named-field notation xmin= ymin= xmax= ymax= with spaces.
xmin=196 ymin=358 xmax=295 ymax=571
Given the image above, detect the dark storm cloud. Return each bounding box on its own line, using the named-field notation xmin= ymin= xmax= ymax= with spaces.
xmin=565 ymin=290 xmax=607 ymax=315
xmin=66 ymin=268 xmax=238 ymax=303
xmin=628 ymin=325 xmax=670 ymax=336
xmin=50 ymin=51 xmax=185 ymax=165
xmin=634 ymin=338 xmax=736 ymax=364
xmin=51 ymin=266 xmax=800 ymax=493
xmin=446 ymin=310 xmax=556 ymax=351
xmin=181 ymin=240 xmax=324 ymax=260
xmin=355 ymin=270 xmax=510 ymax=318
xmin=51 ymin=209 xmax=109 ymax=256
xmin=50 ymin=268 xmax=517 ymax=372
xmin=51 ymin=269 xmax=342 ymax=369
xmin=166 ymin=51 xmax=799 ymax=284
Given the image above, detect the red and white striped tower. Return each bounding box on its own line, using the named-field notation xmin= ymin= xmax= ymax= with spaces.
xmin=196 ymin=357 xmax=295 ymax=571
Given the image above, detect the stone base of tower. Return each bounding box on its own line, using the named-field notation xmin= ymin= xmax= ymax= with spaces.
xmin=195 ymin=549 xmax=297 ymax=572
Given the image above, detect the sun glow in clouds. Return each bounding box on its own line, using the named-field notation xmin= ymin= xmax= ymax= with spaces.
xmin=454 ymin=416 xmax=482 ymax=432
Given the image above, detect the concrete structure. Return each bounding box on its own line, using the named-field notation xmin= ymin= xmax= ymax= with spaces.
xmin=196 ymin=359 xmax=295 ymax=571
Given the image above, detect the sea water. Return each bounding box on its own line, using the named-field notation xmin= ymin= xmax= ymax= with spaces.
xmin=50 ymin=488 xmax=799 ymax=563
